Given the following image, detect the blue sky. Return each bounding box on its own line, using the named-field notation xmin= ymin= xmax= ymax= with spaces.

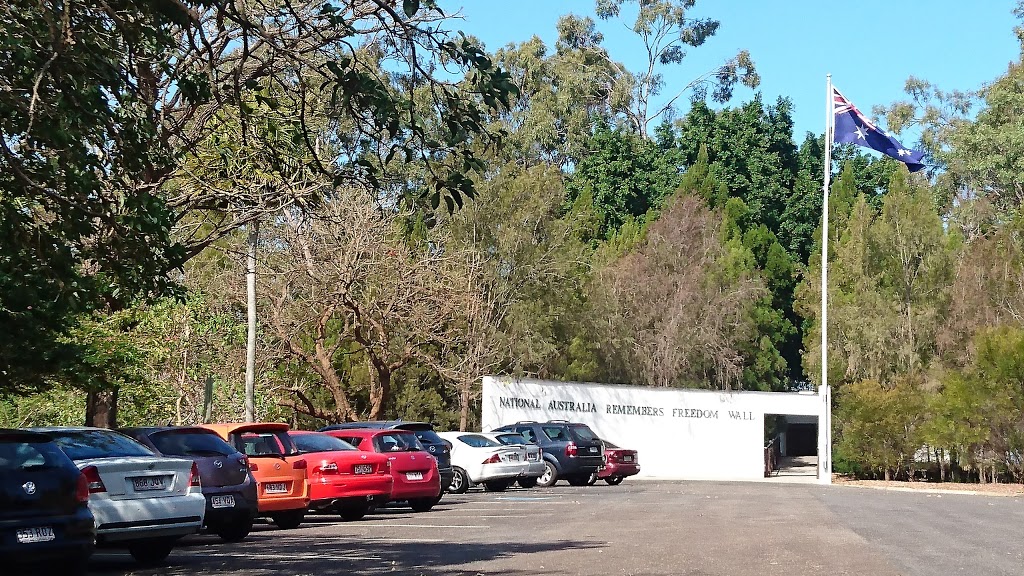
xmin=438 ymin=0 xmax=1021 ymax=142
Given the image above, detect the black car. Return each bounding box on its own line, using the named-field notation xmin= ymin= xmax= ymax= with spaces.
xmin=491 ymin=421 xmax=604 ymax=487
xmin=319 ymin=421 xmax=454 ymax=493
xmin=0 ymin=429 xmax=95 ymax=574
xmin=120 ymin=426 xmax=258 ymax=542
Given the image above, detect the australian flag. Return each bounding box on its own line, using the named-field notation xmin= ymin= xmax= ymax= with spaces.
xmin=832 ymin=86 xmax=925 ymax=173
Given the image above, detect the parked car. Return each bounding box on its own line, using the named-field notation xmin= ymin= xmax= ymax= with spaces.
xmin=323 ymin=428 xmax=441 ymax=512
xmin=0 ymin=429 xmax=95 ymax=574
xmin=486 ymin=431 xmax=545 ymax=488
xmin=120 ymin=426 xmax=258 ymax=541
xmin=319 ymin=421 xmax=453 ymax=494
xmin=437 ymin=432 xmax=531 ymax=493
xmin=288 ymin=431 xmax=392 ymax=521
xmin=29 ymin=427 xmax=205 ymax=565
xmin=491 ymin=421 xmax=604 ymax=487
xmin=590 ymin=439 xmax=640 ymax=486
xmin=200 ymin=423 xmax=309 ymax=529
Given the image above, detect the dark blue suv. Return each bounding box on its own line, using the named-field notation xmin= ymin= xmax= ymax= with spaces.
xmin=491 ymin=421 xmax=604 ymax=487
xmin=318 ymin=421 xmax=454 ymax=494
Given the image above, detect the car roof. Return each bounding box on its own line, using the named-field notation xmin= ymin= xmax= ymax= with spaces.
xmin=25 ymin=426 xmax=110 ymax=433
xmin=319 ymin=420 xmax=433 ymax=431
xmin=0 ymin=428 xmax=55 ymax=442
xmin=323 ymin=428 xmax=410 ymax=437
xmin=201 ymin=422 xmax=291 ymax=436
xmin=119 ymin=426 xmax=218 ymax=436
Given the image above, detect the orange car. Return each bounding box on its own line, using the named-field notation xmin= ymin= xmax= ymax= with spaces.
xmin=200 ymin=423 xmax=310 ymax=529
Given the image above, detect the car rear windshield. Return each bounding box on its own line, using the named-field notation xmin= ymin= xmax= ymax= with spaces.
xmin=407 ymin=429 xmax=445 ymax=446
xmin=457 ymin=434 xmax=500 ymax=448
xmin=292 ymin=433 xmax=356 ymax=453
xmin=602 ymin=439 xmax=620 ymax=449
xmin=236 ymin=431 xmax=296 ymax=457
xmin=0 ymin=436 xmax=72 ymax=471
xmin=372 ymin=432 xmax=423 ymax=452
xmin=569 ymin=424 xmax=599 ymax=442
xmin=49 ymin=430 xmax=155 ymax=460
xmin=151 ymin=430 xmax=236 ymax=457
xmin=495 ymin=433 xmax=528 ymax=445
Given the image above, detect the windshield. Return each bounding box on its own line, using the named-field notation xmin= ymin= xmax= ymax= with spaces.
xmin=151 ymin=430 xmax=236 ymax=457
xmin=236 ymin=430 xmax=296 ymax=457
xmin=409 ymin=429 xmax=445 ymax=446
xmin=0 ymin=437 xmax=73 ymax=471
xmin=569 ymin=424 xmax=599 ymax=442
xmin=603 ymin=439 xmax=620 ymax=449
xmin=372 ymin=432 xmax=423 ymax=452
xmin=457 ymin=434 xmax=501 ymax=448
xmin=49 ymin=430 xmax=155 ymax=460
xmin=495 ymin=433 xmax=528 ymax=446
xmin=292 ymin=433 xmax=356 ymax=453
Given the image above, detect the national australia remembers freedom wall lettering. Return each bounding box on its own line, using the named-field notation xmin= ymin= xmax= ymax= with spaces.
xmin=482 ymin=377 xmax=824 ymax=481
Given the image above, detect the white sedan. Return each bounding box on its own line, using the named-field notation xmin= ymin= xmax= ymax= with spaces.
xmin=33 ymin=427 xmax=206 ymax=565
xmin=436 ymin=432 xmax=531 ymax=493
xmin=484 ymin=432 xmax=545 ymax=488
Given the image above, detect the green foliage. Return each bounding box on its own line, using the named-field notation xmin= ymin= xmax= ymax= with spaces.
xmin=835 ymin=377 xmax=927 ymax=480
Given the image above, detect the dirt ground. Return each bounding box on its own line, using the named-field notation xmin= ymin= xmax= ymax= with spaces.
xmin=834 ymin=475 xmax=1024 ymax=496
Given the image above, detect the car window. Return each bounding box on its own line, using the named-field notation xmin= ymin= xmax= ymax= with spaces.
xmin=292 ymin=433 xmax=356 ymax=453
xmin=517 ymin=428 xmax=538 ymax=443
xmin=603 ymin=439 xmax=620 ymax=449
xmin=495 ymin=433 xmax=527 ymax=445
xmin=151 ymin=430 xmax=236 ymax=457
xmin=336 ymin=436 xmax=364 ymax=448
xmin=0 ymin=437 xmax=71 ymax=470
xmin=569 ymin=424 xmax=598 ymax=442
xmin=373 ymin=432 xmax=423 ymax=452
xmin=541 ymin=426 xmax=570 ymax=442
xmin=409 ymin=429 xmax=444 ymax=446
xmin=49 ymin=430 xmax=155 ymax=460
xmin=457 ymin=434 xmax=500 ymax=448
xmin=237 ymin=431 xmax=296 ymax=457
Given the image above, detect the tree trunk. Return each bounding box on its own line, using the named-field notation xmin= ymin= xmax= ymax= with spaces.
xmin=884 ymin=467 xmax=891 ymax=481
xmin=202 ymin=376 xmax=214 ymax=423
xmin=367 ymin=356 xmax=391 ymax=420
xmin=459 ymin=382 xmax=471 ymax=432
xmin=85 ymin=389 xmax=118 ymax=428
xmin=244 ymin=222 xmax=259 ymax=422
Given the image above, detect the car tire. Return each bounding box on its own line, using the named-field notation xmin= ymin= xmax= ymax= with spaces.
xmin=449 ymin=467 xmax=469 ymax=494
xmin=270 ymin=510 xmax=305 ymax=530
xmin=128 ymin=539 xmax=174 ymax=565
xmin=214 ymin=519 xmax=253 ymax=542
xmin=567 ymin=474 xmax=590 ymax=487
xmin=484 ymin=480 xmax=510 ymax=492
xmin=339 ymin=505 xmax=369 ymax=521
xmin=605 ymin=476 xmax=625 ymax=486
xmin=409 ymin=498 xmax=436 ymax=512
xmin=537 ymin=461 xmax=558 ymax=487
xmin=517 ymin=477 xmax=538 ymax=488
xmin=586 ymin=472 xmax=598 ymax=486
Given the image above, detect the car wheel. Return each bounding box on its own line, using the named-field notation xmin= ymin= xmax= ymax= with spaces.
xmin=214 ymin=519 xmax=253 ymax=542
xmin=537 ymin=461 xmax=558 ymax=487
xmin=484 ymin=480 xmax=510 ymax=492
xmin=449 ymin=467 xmax=469 ymax=494
xmin=339 ymin=505 xmax=369 ymax=521
xmin=517 ymin=477 xmax=538 ymax=488
xmin=605 ymin=476 xmax=625 ymax=486
xmin=128 ymin=539 xmax=174 ymax=565
xmin=586 ymin=472 xmax=598 ymax=486
xmin=567 ymin=474 xmax=590 ymax=486
xmin=270 ymin=510 xmax=305 ymax=529
xmin=409 ymin=498 xmax=436 ymax=512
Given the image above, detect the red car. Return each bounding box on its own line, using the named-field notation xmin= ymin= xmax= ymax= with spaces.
xmin=591 ymin=440 xmax=639 ymax=485
xmin=323 ymin=428 xmax=442 ymax=512
xmin=288 ymin=431 xmax=393 ymax=521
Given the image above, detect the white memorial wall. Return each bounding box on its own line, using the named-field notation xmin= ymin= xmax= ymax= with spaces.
xmin=481 ymin=376 xmax=826 ymax=482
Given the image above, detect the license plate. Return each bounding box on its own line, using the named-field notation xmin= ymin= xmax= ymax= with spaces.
xmin=132 ymin=476 xmax=166 ymax=491
xmin=507 ymin=453 xmax=519 ymax=461
xmin=622 ymin=455 xmax=633 ymax=462
xmin=265 ymin=482 xmax=288 ymax=494
xmin=527 ymin=453 xmax=538 ymax=461
xmin=589 ymin=447 xmax=599 ymax=454
xmin=211 ymin=495 xmax=236 ymax=508
xmin=354 ymin=464 xmax=373 ymax=475
xmin=406 ymin=472 xmax=423 ymax=481
xmin=17 ymin=526 xmax=55 ymax=544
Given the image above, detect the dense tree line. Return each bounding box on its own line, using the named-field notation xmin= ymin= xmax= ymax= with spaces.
xmin=3 ymin=0 xmax=1024 ymax=484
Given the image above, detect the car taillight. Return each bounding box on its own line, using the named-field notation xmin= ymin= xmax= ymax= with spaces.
xmin=565 ymin=443 xmax=578 ymax=457
xmin=249 ymin=461 xmax=259 ymax=472
xmin=190 ymin=462 xmax=202 ymax=488
xmin=75 ymin=472 xmax=90 ymax=503
xmin=293 ymin=459 xmax=307 ymax=470
xmin=320 ymin=461 xmax=339 ymax=474
xmin=238 ymin=456 xmax=250 ymax=471
xmin=482 ymin=453 xmax=502 ymax=464
xmin=81 ymin=465 xmax=106 ymax=493
xmin=379 ymin=460 xmax=391 ymax=474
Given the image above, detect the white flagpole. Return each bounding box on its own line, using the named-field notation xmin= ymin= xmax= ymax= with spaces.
xmin=818 ymin=74 xmax=833 ymax=484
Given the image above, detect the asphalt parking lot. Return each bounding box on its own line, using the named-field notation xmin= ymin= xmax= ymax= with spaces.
xmin=87 ymin=481 xmax=1024 ymax=576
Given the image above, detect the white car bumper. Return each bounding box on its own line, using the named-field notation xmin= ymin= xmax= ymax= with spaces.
xmin=91 ymin=493 xmax=206 ymax=542
xmin=524 ymin=460 xmax=546 ymax=477
xmin=466 ymin=462 xmax=530 ymax=483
